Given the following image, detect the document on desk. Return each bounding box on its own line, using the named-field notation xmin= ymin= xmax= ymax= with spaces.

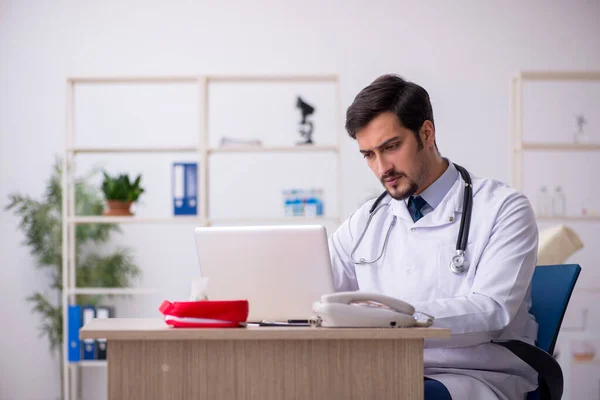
xmin=245 ymin=320 xmax=310 ymax=327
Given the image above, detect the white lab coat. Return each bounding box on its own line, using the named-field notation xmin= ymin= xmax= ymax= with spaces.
xmin=329 ymin=171 xmax=539 ymax=400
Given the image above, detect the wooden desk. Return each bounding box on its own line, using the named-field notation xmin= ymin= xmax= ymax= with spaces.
xmin=80 ymin=318 xmax=450 ymax=400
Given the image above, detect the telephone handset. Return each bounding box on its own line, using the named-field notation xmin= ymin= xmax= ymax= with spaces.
xmin=310 ymin=291 xmax=434 ymax=328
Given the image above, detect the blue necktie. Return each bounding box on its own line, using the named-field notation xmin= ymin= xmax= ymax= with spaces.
xmin=408 ymin=196 xmax=428 ymax=222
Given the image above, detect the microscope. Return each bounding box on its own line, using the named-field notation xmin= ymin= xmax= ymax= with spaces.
xmin=296 ymin=96 xmax=315 ymax=145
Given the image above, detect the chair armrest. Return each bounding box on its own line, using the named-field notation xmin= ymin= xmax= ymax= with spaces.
xmin=490 ymin=339 xmax=562 ymax=400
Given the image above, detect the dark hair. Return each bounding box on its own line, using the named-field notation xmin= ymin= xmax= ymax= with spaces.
xmin=345 ymin=74 xmax=435 ymax=148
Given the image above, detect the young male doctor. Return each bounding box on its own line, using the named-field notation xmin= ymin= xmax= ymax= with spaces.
xmin=329 ymin=74 xmax=539 ymax=400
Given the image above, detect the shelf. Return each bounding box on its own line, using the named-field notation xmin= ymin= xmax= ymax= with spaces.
xmin=556 ymin=331 xmax=598 ymax=339
xmin=68 ymin=145 xmax=339 ymax=154
xmin=208 ymin=145 xmax=338 ymax=154
xmin=519 ymin=143 xmax=600 ymax=151
xmin=571 ymin=359 xmax=600 ymax=366
xmin=208 ymin=217 xmax=340 ymax=225
xmin=68 ymin=74 xmax=338 ymax=84
xmin=206 ymin=74 xmax=338 ymax=82
xmin=70 ymin=216 xmax=203 ymax=224
xmin=67 ymin=288 xmax=161 ymax=295
xmin=71 ymin=360 xmax=107 ymax=368
xmin=70 ymin=216 xmax=340 ymax=225
xmin=69 ymin=76 xmax=199 ymax=84
xmin=535 ymin=215 xmax=600 ymax=222
xmin=518 ymin=71 xmax=600 ymax=81
xmin=575 ymin=287 xmax=600 ymax=293
xmin=69 ymin=146 xmax=199 ymax=154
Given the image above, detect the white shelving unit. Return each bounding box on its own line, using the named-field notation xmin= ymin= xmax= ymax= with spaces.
xmin=511 ymin=70 xmax=600 ymax=222
xmin=510 ymin=70 xmax=600 ymax=400
xmin=510 ymin=70 xmax=600 ymax=192
xmin=61 ymin=74 xmax=343 ymax=400
xmin=76 ymin=361 xmax=108 ymax=368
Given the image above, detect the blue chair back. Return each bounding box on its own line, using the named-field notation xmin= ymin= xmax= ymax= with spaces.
xmin=526 ymin=264 xmax=581 ymax=400
xmin=530 ymin=264 xmax=581 ymax=355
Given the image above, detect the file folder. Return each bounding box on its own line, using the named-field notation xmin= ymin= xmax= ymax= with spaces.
xmin=82 ymin=306 xmax=96 ymax=360
xmin=172 ymin=162 xmax=197 ymax=215
xmin=67 ymin=305 xmax=81 ymax=362
xmin=95 ymin=306 xmax=113 ymax=360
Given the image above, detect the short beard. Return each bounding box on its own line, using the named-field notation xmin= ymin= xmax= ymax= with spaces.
xmin=381 ymin=154 xmax=428 ymax=201
xmin=384 ymin=176 xmax=418 ymax=201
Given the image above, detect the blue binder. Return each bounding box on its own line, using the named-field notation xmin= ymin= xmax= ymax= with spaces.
xmin=82 ymin=306 xmax=96 ymax=360
xmin=172 ymin=162 xmax=198 ymax=215
xmin=95 ymin=306 xmax=113 ymax=360
xmin=67 ymin=305 xmax=81 ymax=362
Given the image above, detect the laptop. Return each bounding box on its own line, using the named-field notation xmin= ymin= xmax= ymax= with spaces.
xmin=194 ymin=224 xmax=335 ymax=322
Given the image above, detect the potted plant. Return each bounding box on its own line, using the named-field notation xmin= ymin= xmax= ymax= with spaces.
xmin=6 ymin=158 xmax=141 ymax=399
xmin=101 ymin=172 xmax=145 ymax=216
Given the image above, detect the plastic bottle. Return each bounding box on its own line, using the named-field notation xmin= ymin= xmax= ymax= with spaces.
xmin=537 ymin=186 xmax=552 ymax=217
xmin=573 ymin=115 xmax=589 ymax=144
xmin=552 ymin=186 xmax=566 ymax=217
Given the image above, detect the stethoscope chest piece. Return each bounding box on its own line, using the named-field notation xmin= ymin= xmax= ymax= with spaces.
xmin=351 ymin=163 xmax=473 ymax=275
xmin=450 ymin=250 xmax=468 ymax=274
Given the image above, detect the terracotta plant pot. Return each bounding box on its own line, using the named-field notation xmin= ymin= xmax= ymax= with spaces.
xmin=104 ymin=200 xmax=133 ymax=216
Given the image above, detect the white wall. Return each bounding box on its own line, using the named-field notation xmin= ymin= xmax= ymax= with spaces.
xmin=1 ymin=1 xmax=599 ymax=399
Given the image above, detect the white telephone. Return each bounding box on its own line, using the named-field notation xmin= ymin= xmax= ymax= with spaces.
xmin=310 ymin=291 xmax=434 ymax=328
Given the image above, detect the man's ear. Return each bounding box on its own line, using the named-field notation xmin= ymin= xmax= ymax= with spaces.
xmin=420 ymin=120 xmax=436 ymax=149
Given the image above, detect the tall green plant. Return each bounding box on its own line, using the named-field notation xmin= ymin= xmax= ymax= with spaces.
xmin=5 ymin=157 xmax=141 ymax=363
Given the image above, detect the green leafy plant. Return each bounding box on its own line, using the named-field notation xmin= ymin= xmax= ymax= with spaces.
xmin=6 ymin=157 xmax=141 ymax=397
xmin=101 ymin=172 xmax=145 ymax=202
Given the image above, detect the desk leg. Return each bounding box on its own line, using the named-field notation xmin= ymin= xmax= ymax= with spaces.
xmin=108 ymin=338 xmax=424 ymax=400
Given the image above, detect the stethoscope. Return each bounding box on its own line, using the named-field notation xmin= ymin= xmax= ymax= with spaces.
xmin=349 ymin=163 xmax=473 ymax=275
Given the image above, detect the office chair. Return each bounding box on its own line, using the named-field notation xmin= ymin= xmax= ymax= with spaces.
xmin=491 ymin=264 xmax=581 ymax=400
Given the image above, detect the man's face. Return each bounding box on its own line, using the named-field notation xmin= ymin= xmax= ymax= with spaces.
xmin=356 ymin=112 xmax=430 ymax=201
